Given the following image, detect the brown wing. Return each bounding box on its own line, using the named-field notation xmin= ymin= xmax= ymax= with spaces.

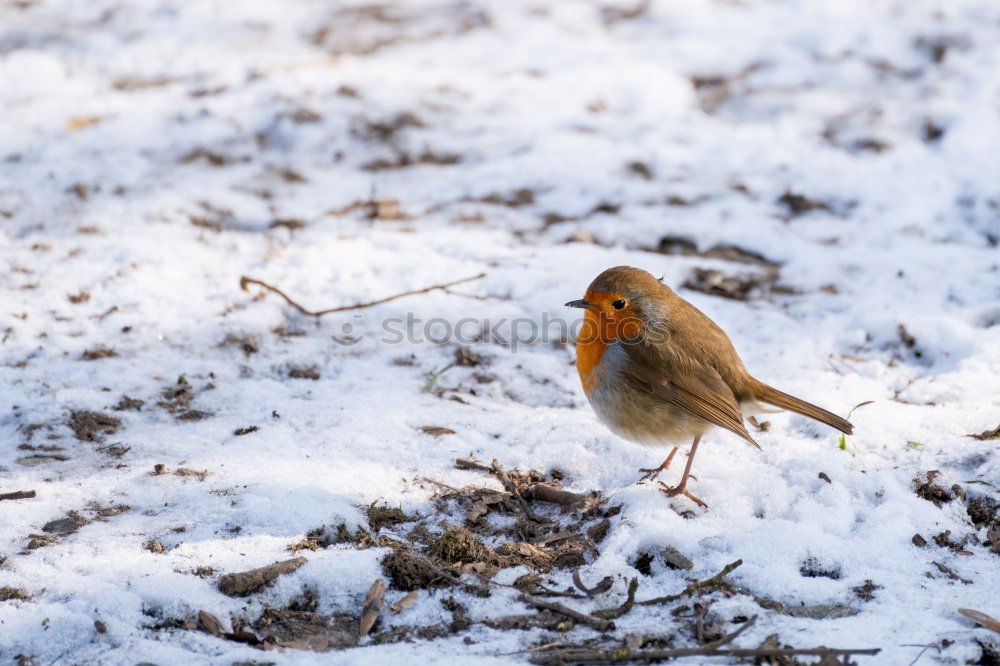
xmin=624 ymin=360 xmax=758 ymax=448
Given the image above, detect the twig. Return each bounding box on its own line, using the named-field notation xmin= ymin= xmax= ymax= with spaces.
xmin=593 ymin=577 xmax=637 ymax=620
xmin=0 ymin=490 xmax=36 ymax=501
xmin=572 ymin=570 xmax=614 ymax=598
xmin=217 ymin=556 xmax=307 ymax=596
xmin=520 ymin=594 xmax=615 ymax=632
xmin=503 ymin=641 xmax=569 ymax=656
xmin=456 ymin=457 xmax=591 ymax=507
xmin=420 ymin=477 xmax=462 ymax=495
xmin=703 ymin=615 xmax=756 ymax=649
xmin=239 ymin=272 xmax=486 ymax=317
xmin=455 ymin=457 xmax=492 ymax=472
xmin=638 ymin=559 xmax=742 ymax=607
xmin=521 ymin=483 xmax=589 ymax=507
xmin=490 ymin=459 xmax=545 ymax=522
xmin=529 ymin=645 xmax=880 ymax=664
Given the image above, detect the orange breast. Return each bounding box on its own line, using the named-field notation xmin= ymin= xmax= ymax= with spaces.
xmin=575 ymin=311 xmax=607 ymax=393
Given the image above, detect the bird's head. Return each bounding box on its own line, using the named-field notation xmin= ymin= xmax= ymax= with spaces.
xmin=565 ymin=266 xmax=668 ymax=343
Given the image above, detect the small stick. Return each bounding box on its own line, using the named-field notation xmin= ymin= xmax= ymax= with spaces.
xmin=572 ymin=570 xmax=614 ymax=598
xmin=521 ymin=483 xmax=589 ymax=507
xmin=456 ymin=458 xmax=591 ymax=507
xmin=0 ymin=490 xmax=36 ymax=501
xmin=455 ymin=457 xmax=492 ymax=472
xmin=520 ymin=594 xmax=615 ymax=632
xmin=491 ymin=459 xmax=544 ymax=522
xmin=702 ymin=615 xmax=756 ymax=649
xmin=638 ymin=559 xmax=742 ymax=607
xmin=239 ymin=272 xmax=486 ymax=317
xmin=420 ymin=477 xmax=462 ymax=494
xmin=217 ymin=556 xmax=307 ymax=597
xmin=593 ymin=577 xmax=638 ymax=620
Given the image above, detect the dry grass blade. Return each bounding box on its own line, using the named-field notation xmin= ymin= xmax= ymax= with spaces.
xmin=359 ymin=578 xmax=386 ymax=636
xmin=846 ymin=400 xmax=876 ymax=419
xmin=240 ymin=272 xmax=486 ymax=317
xmin=958 ymin=608 xmax=1000 ymax=634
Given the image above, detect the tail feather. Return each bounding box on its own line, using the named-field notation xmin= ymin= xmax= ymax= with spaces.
xmin=750 ymin=380 xmax=853 ymax=435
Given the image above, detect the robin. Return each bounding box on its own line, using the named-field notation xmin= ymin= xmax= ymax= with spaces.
xmin=566 ymin=266 xmax=853 ymax=507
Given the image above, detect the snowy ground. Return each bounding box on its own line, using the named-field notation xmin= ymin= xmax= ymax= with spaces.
xmin=2 ymin=0 xmax=999 ymax=663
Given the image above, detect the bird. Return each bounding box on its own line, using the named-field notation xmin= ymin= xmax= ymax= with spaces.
xmin=566 ymin=265 xmax=853 ymax=507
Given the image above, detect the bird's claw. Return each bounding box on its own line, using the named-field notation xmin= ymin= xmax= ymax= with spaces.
xmin=637 ymin=467 xmax=664 ymax=483
xmin=658 ymin=481 xmax=708 ymax=508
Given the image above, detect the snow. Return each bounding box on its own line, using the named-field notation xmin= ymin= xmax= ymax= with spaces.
xmin=1 ymin=0 xmax=999 ymax=663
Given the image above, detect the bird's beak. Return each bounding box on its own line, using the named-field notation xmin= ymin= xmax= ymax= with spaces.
xmin=565 ymin=299 xmax=595 ymax=311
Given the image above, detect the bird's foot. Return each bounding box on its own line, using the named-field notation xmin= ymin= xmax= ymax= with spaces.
xmin=637 ymin=466 xmax=665 ymax=483
xmin=636 ymin=448 xmax=679 ymax=484
xmin=658 ymin=481 xmax=708 ymax=508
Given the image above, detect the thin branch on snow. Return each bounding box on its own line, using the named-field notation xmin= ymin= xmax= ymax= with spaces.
xmin=455 ymin=457 xmax=592 ymax=507
xmin=239 ymin=272 xmax=487 ymax=317
xmin=0 ymin=490 xmax=36 ymax=501
xmin=489 ymin=459 xmax=545 ymax=522
xmin=638 ymin=559 xmax=743 ymax=607
xmin=520 ymin=594 xmax=615 ymax=632
xmin=529 ymin=644 xmax=880 ymax=664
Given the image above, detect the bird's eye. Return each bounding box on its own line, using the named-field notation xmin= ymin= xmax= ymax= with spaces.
xmin=611 ymin=299 xmax=626 ymax=310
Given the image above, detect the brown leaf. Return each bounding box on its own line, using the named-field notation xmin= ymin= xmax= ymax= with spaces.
xmin=419 ymin=426 xmax=456 ymax=437
xmin=198 ymin=610 xmax=225 ymax=636
xmin=143 ymin=538 xmax=166 ymax=554
xmin=66 ymin=116 xmax=105 ymax=132
xmin=389 ymin=590 xmax=419 ymax=614
xmin=359 ymin=578 xmax=386 ymax=637
xmin=958 ymin=608 xmax=1000 ymax=634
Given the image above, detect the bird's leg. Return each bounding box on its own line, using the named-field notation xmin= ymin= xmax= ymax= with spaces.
xmin=659 ymin=435 xmax=707 ymax=508
xmin=638 ymin=446 xmax=678 ymax=483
